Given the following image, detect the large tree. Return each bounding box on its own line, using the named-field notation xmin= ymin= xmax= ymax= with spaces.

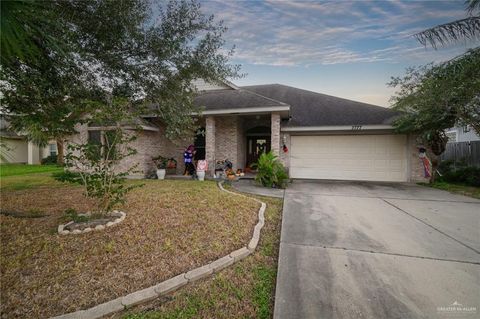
xmin=389 ymin=0 xmax=479 ymax=182
xmin=0 ymin=0 xmax=239 ymax=164
xmin=389 ymin=48 xmax=480 ymax=145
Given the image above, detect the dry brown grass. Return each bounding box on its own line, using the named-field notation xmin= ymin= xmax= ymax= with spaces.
xmin=0 ymin=180 xmax=259 ymax=319
xmin=111 ymin=194 xmax=284 ymax=319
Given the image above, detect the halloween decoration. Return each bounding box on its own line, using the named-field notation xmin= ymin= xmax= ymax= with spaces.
xmin=419 ymin=147 xmax=431 ymax=178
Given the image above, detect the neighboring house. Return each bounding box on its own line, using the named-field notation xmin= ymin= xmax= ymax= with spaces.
xmin=446 ymin=125 xmax=480 ymax=143
xmin=68 ymin=79 xmax=429 ymax=183
xmin=0 ymin=116 xmax=57 ymax=164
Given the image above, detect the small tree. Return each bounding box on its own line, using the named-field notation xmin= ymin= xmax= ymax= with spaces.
xmin=389 ymin=48 xmax=480 ymax=182
xmin=63 ymin=98 xmax=142 ymax=215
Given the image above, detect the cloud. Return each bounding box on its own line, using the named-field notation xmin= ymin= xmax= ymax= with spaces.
xmin=200 ymin=0 xmax=476 ymax=67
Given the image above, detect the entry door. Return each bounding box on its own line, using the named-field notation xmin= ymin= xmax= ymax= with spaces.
xmin=246 ymin=136 xmax=271 ymax=168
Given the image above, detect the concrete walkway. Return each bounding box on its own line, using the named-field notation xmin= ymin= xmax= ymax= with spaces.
xmin=274 ymin=180 xmax=480 ymax=319
xmin=231 ymin=179 xmax=285 ymax=198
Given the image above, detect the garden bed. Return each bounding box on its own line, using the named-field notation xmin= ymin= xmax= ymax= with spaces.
xmin=0 ymin=179 xmax=260 ymax=318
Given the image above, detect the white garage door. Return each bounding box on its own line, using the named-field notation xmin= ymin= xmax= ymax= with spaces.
xmin=290 ymin=134 xmax=407 ymax=182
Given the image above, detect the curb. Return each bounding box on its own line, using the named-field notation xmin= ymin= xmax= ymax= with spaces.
xmin=51 ymin=181 xmax=267 ymax=319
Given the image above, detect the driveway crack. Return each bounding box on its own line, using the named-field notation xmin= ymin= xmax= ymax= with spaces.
xmin=282 ymin=242 xmax=480 ymax=265
xmin=381 ymin=199 xmax=480 ymax=255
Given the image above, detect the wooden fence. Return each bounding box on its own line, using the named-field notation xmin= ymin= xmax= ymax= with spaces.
xmin=440 ymin=141 xmax=480 ymax=168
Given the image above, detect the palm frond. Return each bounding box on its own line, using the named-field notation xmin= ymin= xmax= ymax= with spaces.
xmin=467 ymin=0 xmax=480 ymax=14
xmin=414 ymin=16 xmax=480 ymax=48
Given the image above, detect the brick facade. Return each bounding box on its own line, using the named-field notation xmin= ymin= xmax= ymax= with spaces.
xmin=214 ymin=116 xmax=244 ymax=171
xmin=279 ymin=132 xmax=290 ymax=170
xmin=236 ymin=117 xmax=246 ymax=170
xmin=67 ymin=120 xmax=188 ymax=177
xmin=68 ymin=115 xmax=425 ymax=183
xmin=205 ymin=116 xmax=216 ymax=176
xmin=271 ymin=113 xmax=281 ymax=157
xmin=407 ymin=134 xmax=431 ymax=183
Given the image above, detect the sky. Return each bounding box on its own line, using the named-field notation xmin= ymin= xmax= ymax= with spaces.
xmin=198 ymin=0 xmax=478 ymax=107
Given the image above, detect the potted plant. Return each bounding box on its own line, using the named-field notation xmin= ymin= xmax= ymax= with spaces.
xmin=152 ymin=156 xmax=168 ymax=180
xmin=226 ymin=168 xmax=236 ymax=181
xmin=195 ymin=159 xmax=207 ymax=181
xmin=166 ymin=158 xmax=177 ymax=175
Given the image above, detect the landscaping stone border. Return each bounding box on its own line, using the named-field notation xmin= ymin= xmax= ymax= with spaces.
xmin=57 ymin=211 xmax=126 ymax=235
xmin=51 ymin=181 xmax=266 ymax=319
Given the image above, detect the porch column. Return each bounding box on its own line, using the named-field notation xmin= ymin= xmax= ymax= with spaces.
xmin=271 ymin=112 xmax=281 ymax=156
xmin=205 ymin=116 xmax=216 ymax=177
xmin=27 ymin=141 xmax=40 ymax=164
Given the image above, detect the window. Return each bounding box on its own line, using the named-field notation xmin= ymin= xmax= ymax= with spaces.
xmin=446 ymin=131 xmax=457 ymax=143
xmin=88 ymin=130 xmax=118 ymax=160
xmin=88 ymin=130 xmax=103 ymax=160
xmin=49 ymin=144 xmax=57 ymax=157
xmin=463 ymin=125 xmax=470 ymax=133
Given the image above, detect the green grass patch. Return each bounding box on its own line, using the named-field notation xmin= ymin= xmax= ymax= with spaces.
xmin=419 ymin=181 xmax=480 ymax=199
xmin=0 ymin=172 xmax=64 ymax=190
xmin=0 ymin=164 xmax=65 ymax=190
xmin=253 ymin=265 xmax=277 ymax=319
xmin=0 ymin=164 xmax=63 ymax=177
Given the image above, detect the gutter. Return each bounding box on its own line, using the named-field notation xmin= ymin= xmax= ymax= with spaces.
xmin=195 ymin=105 xmax=290 ymax=116
xmin=281 ymin=124 xmax=394 ymax=132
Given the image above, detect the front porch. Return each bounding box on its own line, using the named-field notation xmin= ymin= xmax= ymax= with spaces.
xmin=202 ymin=112 xmax=282 ymax=176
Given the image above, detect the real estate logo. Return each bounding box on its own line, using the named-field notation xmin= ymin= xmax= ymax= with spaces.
xmin=437 ymin=301 xmax=477 ymax=316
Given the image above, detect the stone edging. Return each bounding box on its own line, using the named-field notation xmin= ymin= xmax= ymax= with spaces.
xmin=58 ymin=211 xmax=127 ymax=235
xmin=51 ymin=181 xmax=266 ymax=319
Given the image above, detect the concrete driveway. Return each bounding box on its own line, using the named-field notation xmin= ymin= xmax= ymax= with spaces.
xmin=274 ymin=181 xmax=480 ymax=319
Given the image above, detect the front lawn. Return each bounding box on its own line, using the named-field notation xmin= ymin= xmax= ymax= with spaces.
xmin=419 ymin=181 xmax=480 ymax=199
xmin=0 ymin=178 xmax=260 ymax=318
xmin=115 ymin=194 xmax=283 ymax=319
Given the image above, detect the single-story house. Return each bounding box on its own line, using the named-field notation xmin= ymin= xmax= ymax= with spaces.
xmin=0 ymin=116 xmax=57 ymax=164
xmin=69 ymin=79 xmax=429 ymax=183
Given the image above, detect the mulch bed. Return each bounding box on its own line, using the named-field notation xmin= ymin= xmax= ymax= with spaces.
xmin=0 ymin=180 xmax=259 ymax=319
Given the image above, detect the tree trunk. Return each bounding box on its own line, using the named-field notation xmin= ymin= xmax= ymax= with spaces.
xmin=430 ymin=154 xmax=439 ymax=184
xmin=428 ymin=131 xmax=447 ymax=183
xmin=56 ymin=138 xmax=64 ymax=165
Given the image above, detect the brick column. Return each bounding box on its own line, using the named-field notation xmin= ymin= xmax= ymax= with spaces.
xmin=271 ymin=112 xmax=281 ymax=156
xmin=205 ymin=116 xmax=216 ymax=176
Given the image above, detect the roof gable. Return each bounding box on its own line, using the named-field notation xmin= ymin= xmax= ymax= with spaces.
xmin=192 ymin=79 xmax=236 ymax=91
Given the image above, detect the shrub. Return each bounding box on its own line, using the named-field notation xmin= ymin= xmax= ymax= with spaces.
xmin=438 ymin=165 xmax=480 ymax=187
xmin=63 ymin=99 xmax=143 ymax=215
xmin=63 ymin=208 xmax=89 ymax=223
xmin=53 ymin=170 xmax=82 ymax=184
xmin=152 ymin=155 xmax=168 ymax=169
xmin=437 ymin=159 xmax=454 ymax=174
xmin=41 ymin=154 xmax=58 ymax=165
xmin=254 ymin=151 xmax=288 ymax=189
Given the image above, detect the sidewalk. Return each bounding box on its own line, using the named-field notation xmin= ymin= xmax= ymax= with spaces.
xmin=231 ymin=179 xmax=285 ymax=198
